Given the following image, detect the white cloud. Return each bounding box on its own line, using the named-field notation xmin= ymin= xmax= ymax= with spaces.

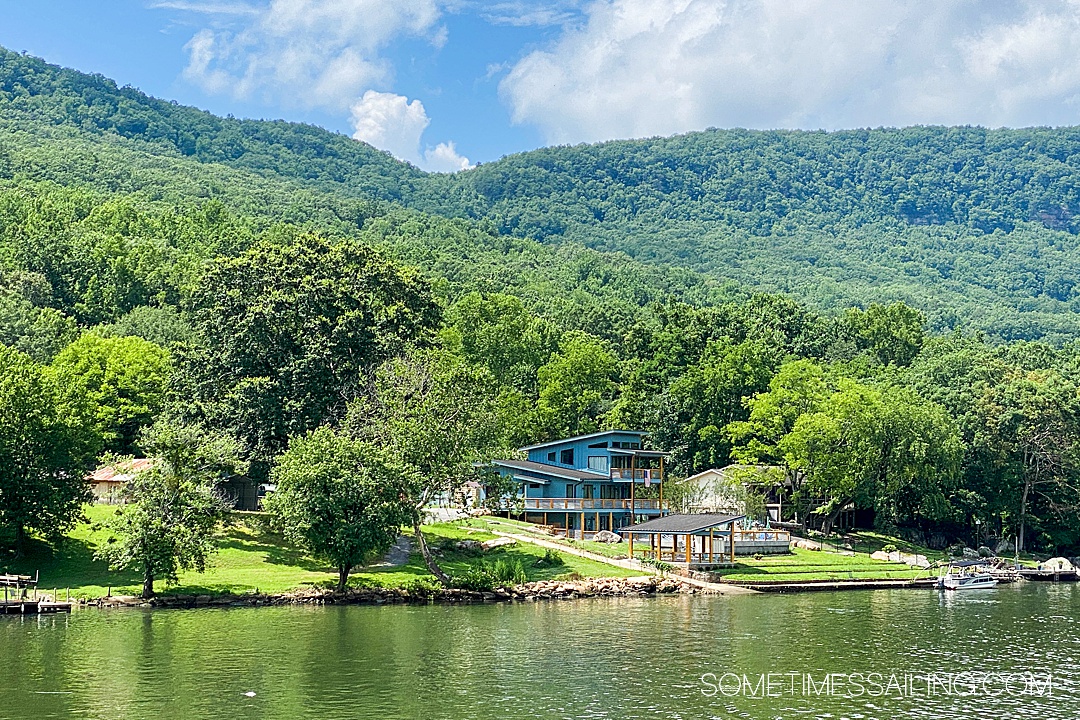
xmin=168 ymin=1 xmax=472 ymax=172
xmin=424 ymin=141 xmax=473 ymax=172
xmin=500 ymin=0 xmax=1080 ymax=144
xmin=178 ymin=0 xmax=443 ymax=109
xmin=350 ymin=91 xmax=473 ymax=172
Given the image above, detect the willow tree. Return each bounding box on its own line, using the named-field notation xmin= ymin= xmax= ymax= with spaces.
xmin=349 ymin=349 xmax=500 ymax=587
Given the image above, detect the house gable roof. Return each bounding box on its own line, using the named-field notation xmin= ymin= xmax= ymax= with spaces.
xmin=620 ymin=513 xmax=745 ymax=535
xmin=519 ymin=429 xmax=647 ymax=452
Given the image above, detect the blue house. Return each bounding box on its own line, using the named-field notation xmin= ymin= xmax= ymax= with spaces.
xmin=490 ymin=430 xmax=670 ymax=539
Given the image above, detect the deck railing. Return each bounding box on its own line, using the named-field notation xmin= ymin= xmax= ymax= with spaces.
xmin=609 ymin=468 xmax=664 ymax=481
xmin=522 ymin=498 xmax=667 ymax=511
xmin=733 ymin=529 xmax=791 ymax=543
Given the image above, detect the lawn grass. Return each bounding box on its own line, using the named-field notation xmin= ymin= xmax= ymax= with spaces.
xmin=0 ymin=507 xmax=637 ymax=599
xmin=710 ymin=547 xmax=929 ymax=584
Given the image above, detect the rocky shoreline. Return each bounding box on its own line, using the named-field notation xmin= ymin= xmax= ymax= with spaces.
xmin=81 ymin=576 xmax=697 ymax=610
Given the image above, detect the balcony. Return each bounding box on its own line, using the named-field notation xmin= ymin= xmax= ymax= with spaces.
xmin=522 ymin=498 xmax=667 ymax=511
xmin=609 ymin=468 xmax=664 ymax=481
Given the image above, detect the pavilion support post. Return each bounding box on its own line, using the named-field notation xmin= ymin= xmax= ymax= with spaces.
xmin=628 ymin=532 xmax=634 ymax=560
xmin=685 ymin=534 xmax=692 ymax=564
xmin=709 ymin=528 xmax=714 ymax=564
xmin=730 ymin=526 xmax=736 ymax=562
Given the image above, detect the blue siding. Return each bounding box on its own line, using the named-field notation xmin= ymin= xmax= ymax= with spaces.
xmin=525 ymin=431 xmax=645 ymax=470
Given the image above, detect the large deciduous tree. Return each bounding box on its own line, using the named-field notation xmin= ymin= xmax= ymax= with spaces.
xmin=976 ymin=369 xmax=1080 ymax=552
xmin=174 ymin=235 xmax=440 ymax=478
xmin=0 ymin=345 xmax=94 ymax=551
xmin=266 ymin=427 xmax=413 ymax=590
xmin=533 ymin=331 xmax=617 ymax=441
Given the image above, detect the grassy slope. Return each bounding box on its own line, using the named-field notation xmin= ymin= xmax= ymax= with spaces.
xmin=1 ymin=506 xmax=636 ymax=600
xmin=461 ymin=516 xmax=928 ymax=583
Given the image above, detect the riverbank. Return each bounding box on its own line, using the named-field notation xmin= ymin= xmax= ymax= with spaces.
xmin=2 ymin=506 xmax=646 ymax=601
xmin=80 ymin=575 xmax=700 ymax=609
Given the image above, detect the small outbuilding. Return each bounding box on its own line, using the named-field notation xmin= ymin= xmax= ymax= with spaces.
xmin=621 ymin=513 xmax=745 ymax=568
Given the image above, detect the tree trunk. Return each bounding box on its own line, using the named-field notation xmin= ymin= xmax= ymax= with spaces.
xmin=413 ymin=518 xmax=453 ymax=587
xmin=142 ymin=571 xmax=155 ymax=599
xmin=12 ymin=524 xmax=25 ymax=558
xmin=1018 ymin=476 xmax=1032 ymax=554
xmin=337 ymin=566 xmax=349 ymax=591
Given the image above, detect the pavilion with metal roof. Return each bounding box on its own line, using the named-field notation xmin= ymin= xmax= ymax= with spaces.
xmin=621 ymin=513 xmax=745 ymax=567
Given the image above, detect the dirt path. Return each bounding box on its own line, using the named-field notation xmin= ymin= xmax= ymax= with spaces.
xmin=368 ymin=535 xmax=412 ymax=568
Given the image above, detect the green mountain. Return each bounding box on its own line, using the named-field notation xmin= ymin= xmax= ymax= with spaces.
xmin=5 ymin=47 xmax=1080 ymax=340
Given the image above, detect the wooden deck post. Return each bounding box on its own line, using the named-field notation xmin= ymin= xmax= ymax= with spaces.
xmin=685 ymin=533 xmax=692 ymax=564
xmin=628 ymin=532 xmax=634 ymax=559
xmin=709 ymin=528 xmax=714 ymax=564
xmin=629 ymin=454 xmax=636 ymax=521
xmin=730 ymin=525 xmax=736 ymax=562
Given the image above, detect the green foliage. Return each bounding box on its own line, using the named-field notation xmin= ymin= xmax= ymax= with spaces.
xmin=451 ymin=557 xmax=528 ymax=590
xmin=51 ymin=332 xmax=171 ymax=455
xmin=0 ymin=344 xmax=93 ymax=548
xmin=533 ymin=331 xmax=617 ymax=440
xmin=349 ymin=348 xmax=502 ymax=585
xmin=95 ymin=420 xmax=245 ymax=597
xmin=846 ymin=302 xmax=926 ymax=367
xmin=266 ymin=426 xmax=413 ymax=590
xmin=175 ymin=234 xmax=440 ymax=473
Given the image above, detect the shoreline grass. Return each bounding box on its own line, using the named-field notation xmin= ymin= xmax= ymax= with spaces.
xmin=0 ymin=506 xmax=640 ymax=600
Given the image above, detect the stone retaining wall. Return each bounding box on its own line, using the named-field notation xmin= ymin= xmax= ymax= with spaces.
xmin=81 ymin=576 xmax=697 ymax=610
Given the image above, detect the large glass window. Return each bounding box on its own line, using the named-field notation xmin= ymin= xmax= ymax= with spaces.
xmin=559 ymin=448 xmax=574 ymax=465
xmin=587 ymin=455 xmax=609 ymax=473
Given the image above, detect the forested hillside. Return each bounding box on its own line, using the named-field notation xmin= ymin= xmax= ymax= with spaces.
xmin=5 ymin=47 xmax=1080 ymax=561
xmin=422 ymin=128 xmax=1080 ymax=341
xmin=6 ymin=48 xmax=1080 ymax=340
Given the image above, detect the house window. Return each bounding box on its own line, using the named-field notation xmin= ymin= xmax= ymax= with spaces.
xmin=566 ymin=483 xmax=576 ymax=498
xmin=613 ymin=441 xmax=641 ymax=449
xmin=559 ymin=448 xmax=574 ymax=465
xmin=547 ymin=451 xmax=556 ymax=462
xmin=588 ymin=441 xmax=608 ymax=448
xmin=587 ymin=455 xmax=609 ymax=473
xmin=582 ymin=484 xmax=595 ymax=499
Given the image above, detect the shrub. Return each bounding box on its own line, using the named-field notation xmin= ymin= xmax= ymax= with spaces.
xmin=452 ymin=566 xmax=495 ymax=591
xmin=534 ymin=548 xmax=566 ymax=568
xmin=977 ymin=546 xmax=993 ymax=558
xmin=881 ymin=543 xmax=898 ymax=554
xmin=557 ymin=571 xmax=585 ymax=581
xmin=490 ymin=557 xmax=528 ymax=585
xmin=452 ymin=558 xmax=528 ymax=591
xmin=405 ymin=576 xmax=443 ymax=595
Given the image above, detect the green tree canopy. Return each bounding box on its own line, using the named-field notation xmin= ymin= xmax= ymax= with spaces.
xmin=267 ymin=427 xmax=413 ymax=590
xmin=51 ymin=332 xmax=171 ymax=455
xmin=175 ymin=234 xmax=441 ymax=475
xmin=0 ymin=345 xmax=94 ymax=550
xmin=96 ymin=421 xmax=246 ymax=597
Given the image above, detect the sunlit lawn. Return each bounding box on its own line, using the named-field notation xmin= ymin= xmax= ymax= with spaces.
xmin=1 ymin=507 xmax=638 ymax=600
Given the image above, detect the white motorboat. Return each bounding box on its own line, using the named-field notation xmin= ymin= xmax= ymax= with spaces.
xmin=937 ymin=560 xmax=998 ymax=590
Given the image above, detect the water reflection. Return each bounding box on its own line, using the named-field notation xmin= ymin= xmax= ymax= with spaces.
xmin=0 ymin=583 xmax=1076 ymax=720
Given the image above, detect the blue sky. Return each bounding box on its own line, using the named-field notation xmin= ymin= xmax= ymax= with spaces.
xmin=4 ymin=1 xmax=1080 ymax=171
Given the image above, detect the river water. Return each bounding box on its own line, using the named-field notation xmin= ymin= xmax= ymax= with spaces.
xmin=2 ymin=583 xmax=1078 ymax=719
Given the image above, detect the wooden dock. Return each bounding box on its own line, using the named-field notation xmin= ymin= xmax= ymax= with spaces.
xmin=0 ymin=572 xmax=73 ymax=614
